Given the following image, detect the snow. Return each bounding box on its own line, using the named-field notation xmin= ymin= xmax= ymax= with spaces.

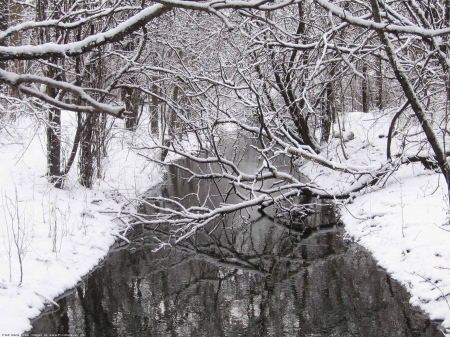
xmin=0 ymin=112 xmax=165 ymax=334
xmin=0 ymin=69 xmax=126 ymax=117
xmin=303 ymin=110 xmax=450 ymax=335
xmin=315 ymin=0 xmax=450 ymax=37
xmin=2 ymin=108 xmax=450 ymax=335
xmin=0 ymin=4 xmax=166 ymax=59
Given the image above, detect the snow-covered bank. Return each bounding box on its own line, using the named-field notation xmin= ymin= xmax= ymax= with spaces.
xmin=0 ymin=114 xmax=165 ymax=333
xmin=303 ymin=111 xmax=450 ymax=335
xmin=2 ymin=108 xmax=450 ymax=335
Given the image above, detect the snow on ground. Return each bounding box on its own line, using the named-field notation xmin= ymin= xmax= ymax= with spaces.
xmin=2 ymin=107 xmax=450 ymax=335
xmin=0 ymin=112 xmax=166 ymax=334
xmin=303 ymin=110 xmax=450 ymax=335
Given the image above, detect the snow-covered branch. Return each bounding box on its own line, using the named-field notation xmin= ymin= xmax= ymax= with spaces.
xmin=0 ymin=5 xmax=141 ymax=42
xmin=0 ymin=69 xmax=127 ymax=117
xmin=0 ymin=4 xmax=170 ymax=61
xmin=154 ymin=0 xmax=297 ymax=11
xmin=136 ymin=194 xmax=268 ymax=243
xmin=315 ymin=0 xmax=450 ymax=37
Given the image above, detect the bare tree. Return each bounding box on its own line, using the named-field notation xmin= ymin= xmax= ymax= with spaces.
xmin=1 ymin=0 xmax=450 ymax=245
xmin=126 ymin=0 xmax=450 ymax=246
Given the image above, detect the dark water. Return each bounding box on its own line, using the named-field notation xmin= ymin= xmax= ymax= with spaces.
xmin=29 ymin=138 xmax=444 ymax=337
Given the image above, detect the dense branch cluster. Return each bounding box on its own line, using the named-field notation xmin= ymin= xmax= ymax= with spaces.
xmin=1 ymin=0 xmax=449 ymax=242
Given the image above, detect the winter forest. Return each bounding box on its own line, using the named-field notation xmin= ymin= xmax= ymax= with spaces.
xmin=1 ymin=0 xmax=450 ymax=335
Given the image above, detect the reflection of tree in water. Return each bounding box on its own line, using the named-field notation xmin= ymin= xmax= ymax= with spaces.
xmin=31 ymin=143 xmax=443 ymax=336
xmin=31 ymin=214 xmax=444 ymax=337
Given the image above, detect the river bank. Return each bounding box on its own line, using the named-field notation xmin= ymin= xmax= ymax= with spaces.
xmin=303 ymin=111 xmax=450 ymax=335
xmin=0 ymin=115 xmax=166 ymax=333
xmin=1 ymin=109 xmax=450 ymax=335
xmin=28 ymin=135 xmax=445 ymax=336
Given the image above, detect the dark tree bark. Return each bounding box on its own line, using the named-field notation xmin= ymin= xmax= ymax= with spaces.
xmin=123 ymin=84 xmax=142 ymax=131
xmin=151 ymin=81 xmax=159 ymax=134
xmin=77 ymin=24 xmax=109 ymax=188
xmin=0 ymin=0 xmax=7 ymax=70
xmin=79 ymin=114 xmax=94 ymax=188
xmin=79 ymin=111 xmax=108 ymax=189
xmin=37 ymin=0 xmax=64 ymax=188
xmin=46 ymin=104 xmax=62 ymax=187
xmin=371 ymin=0 xmax=450 ymax=205
xmin=171 ymin=85 xmax=179 ymax=137
xmin=362 ymin=63 xmax=369 ymax=113
xmin=322 ymin=66 xmax=335 ymax=144
xmin=78 ymin=100 xmax=108 ymax=188
xmin=270 ymin=3 xmax=321 ymax=153
xmin=377 ymin=56 xmax=383 ymax=110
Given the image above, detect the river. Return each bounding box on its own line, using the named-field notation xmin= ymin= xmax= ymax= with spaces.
xmin=29 ymin=135 xmax=444 ymax=336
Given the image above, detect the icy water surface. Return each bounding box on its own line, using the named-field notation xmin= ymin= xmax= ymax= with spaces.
xmin=29 ymin=138 xmax=444 ymax=336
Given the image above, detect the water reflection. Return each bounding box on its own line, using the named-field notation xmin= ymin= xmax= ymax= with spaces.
xmin=29 ymin=136 xmax=444 ymax=336
xmin=30 ymin=219 xmax=443 ymax=337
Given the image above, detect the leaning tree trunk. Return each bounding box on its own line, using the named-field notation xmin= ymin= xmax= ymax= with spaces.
xmin=321 ymin=66 xmax=335 ymax=144
xmin=371 ymin=0 xmax=450 ymax=206
xmin=268 ymin=2 xmax=321 ymax=154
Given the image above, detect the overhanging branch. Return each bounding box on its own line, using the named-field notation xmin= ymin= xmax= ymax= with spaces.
xmin=0 ymin=4 xmax=171 ymax=61
xmin=0 ymin=69 xmax=127 ymax=117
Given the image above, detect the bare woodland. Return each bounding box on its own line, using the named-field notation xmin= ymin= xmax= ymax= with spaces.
xmin=1 ymin=0 xmax=450 ymax=243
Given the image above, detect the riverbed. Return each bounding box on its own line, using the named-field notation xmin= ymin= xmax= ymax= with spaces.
xmin=29 ymin=136 xmax=445 ymax=336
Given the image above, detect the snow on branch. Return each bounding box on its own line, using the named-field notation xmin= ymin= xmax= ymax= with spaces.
xmin=315 ymin=0 xmax=450 ymax=37
xmin=214 ymin=118 xmax=391 ymax=175
xmin=0 ymin=5 xmax=141 ymax=42
xmin=154 ymin=0 xmax=297 ymax=11
xmin=0 ymin=1 xmax=299 ymax=61
xmin=135 ymin=194 xmax=269 ymax=243
xmin=0 ymin=4 xmax=170 ymax=61
xmin=0 ymin=69 xmax=127 ymax=117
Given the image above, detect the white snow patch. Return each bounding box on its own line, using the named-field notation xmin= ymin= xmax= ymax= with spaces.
xmin=305 ymin=110 xmax=450 ymax=335
xmin=0 ymin=113 xmax=166 ymax=333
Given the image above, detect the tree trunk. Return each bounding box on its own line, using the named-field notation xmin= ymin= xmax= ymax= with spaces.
xmin=123 ymin=84 xmax=141 ymax=131
xmin=378 ymin=56 xmax=383 ymax=110
xmin=172 ymin=85 xmax=179 ymax=138
xmin=79 ymin=114 xmax=94 ymax=188
xmin=78 ymin=109 xmax=108 ymax=188
xmin=362 ymin=63 xmax=369 ymax=113
xmin=322 ymin=67 xmax=335 ymax=144
xmin=151 ymin=80 xmax=159 ymax=134
xmin=160 ymin=100 xmax=170 ymax=161
xmin=371 ymin=0 xmax=450 ymax=205
xmin=78 ymin=40 xmax=109 ymax=187
xmin=37 ymin=0 xmax=63 ymax=188
xmin=45 ymin=61 xmax=62 ymax=188
xmin=46 ymin=107 xmax=62 ymax=187
xmin=0 ymin=0 xmax=7 ymax=70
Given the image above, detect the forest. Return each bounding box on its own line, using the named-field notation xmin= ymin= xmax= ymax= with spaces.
xmin=1 ymin=0 xmax=450 ymax=334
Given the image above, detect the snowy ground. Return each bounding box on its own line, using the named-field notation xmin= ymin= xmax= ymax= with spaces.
xmin=303 ymin=110 xmax=450 ymax=335
xmin=2 ymin=109 xmax=450 ymax=335
xmin=0 ymin=113 xmax=166 ymax=334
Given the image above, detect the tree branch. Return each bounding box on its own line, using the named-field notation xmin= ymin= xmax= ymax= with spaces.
xmin=0 ymin=69 xmax=127 ymax=117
